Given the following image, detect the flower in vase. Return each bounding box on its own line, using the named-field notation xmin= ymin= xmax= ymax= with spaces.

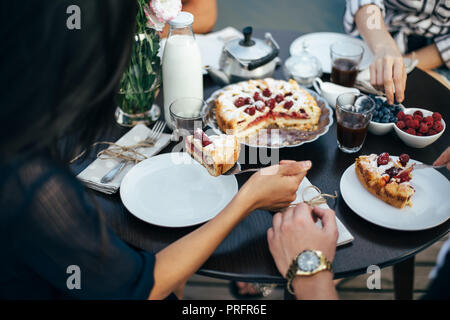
xmin=143 ymin=0 xmax=182 ymax=31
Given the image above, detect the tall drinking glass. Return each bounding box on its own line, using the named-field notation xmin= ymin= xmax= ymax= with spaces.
xmin=330 ymin=42 xmax=364 ymax=88
xmin=336 ymin=93 xmax=375 ymax=153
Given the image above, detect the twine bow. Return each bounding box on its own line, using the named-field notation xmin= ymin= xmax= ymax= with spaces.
xmin=289 ymin=185 xmax=338 ymax=208
xmin=70 ymin=141 xmax=155 ymax=164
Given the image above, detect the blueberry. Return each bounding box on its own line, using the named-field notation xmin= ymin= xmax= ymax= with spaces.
xmin=381 ymin=116 xmax=390 ymax=123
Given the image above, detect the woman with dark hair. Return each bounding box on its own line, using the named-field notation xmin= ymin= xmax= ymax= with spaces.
xmin=0 ymin=1 xmax=311 ymax=299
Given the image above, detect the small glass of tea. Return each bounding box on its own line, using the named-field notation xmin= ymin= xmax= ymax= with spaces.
xmin=336 ymin=93 xmax=375 ymax=153
xmin=330 ymin=42 xmax=364 ymax=88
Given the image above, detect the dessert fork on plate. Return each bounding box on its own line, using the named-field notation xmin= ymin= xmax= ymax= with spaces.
xmin=100 ymin=121 xmax=166 ymax=184
xmin=223 ymin=162 xmax=265 ymax=175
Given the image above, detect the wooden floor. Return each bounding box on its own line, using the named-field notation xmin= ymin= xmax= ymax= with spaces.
xmin=183 ymin=234 xmax=448 ymax=300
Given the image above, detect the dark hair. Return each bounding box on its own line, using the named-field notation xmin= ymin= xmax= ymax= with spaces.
xmin=0 ymin=0 xmax=137 ymax=163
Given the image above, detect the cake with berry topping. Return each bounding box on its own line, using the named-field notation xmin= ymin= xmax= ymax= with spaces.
xmin=185 ymin=129 xmax=241 ymax=177
xmin=215 ymin=79 xmax=321 ymax=140
xmin=355 ymin=153 xmax=415 ymax=208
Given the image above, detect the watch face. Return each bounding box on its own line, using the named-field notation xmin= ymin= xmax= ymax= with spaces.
xmin=297 ymin=250 xmax=320 ymax=272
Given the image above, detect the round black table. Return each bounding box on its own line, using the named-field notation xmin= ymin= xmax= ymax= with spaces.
xmin=72 ymin=29 xmax=450 ymax=300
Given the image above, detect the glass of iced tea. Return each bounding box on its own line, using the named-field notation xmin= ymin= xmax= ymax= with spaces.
xmin=336 ymin=93 xmax=375 ymax=153
xmin=330 ymin=42 xmax=364 ymax=88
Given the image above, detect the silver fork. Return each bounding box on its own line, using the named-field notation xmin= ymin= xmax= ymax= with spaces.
xmin=100 ymin=121 xmax=166 ymax=184
xmin=223 ymin=163 xmax=266 ymax=175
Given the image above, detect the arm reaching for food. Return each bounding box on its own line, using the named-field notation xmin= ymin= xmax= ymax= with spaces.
xmin=433 ymin=147 xmax=450 ymax=170
xmin=149 ymin=160 xmax=311 ymax=299
xmin=354 ymin=4 xmax=406 ymax=105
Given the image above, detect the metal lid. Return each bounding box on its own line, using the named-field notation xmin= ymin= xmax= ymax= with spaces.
xmin=168 ymin=12 xmax=194 ymax=28
xmin=224 ymin=27 xmax=272 ymax=61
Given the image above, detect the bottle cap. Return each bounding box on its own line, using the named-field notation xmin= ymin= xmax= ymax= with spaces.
xmin=168 ymin=12 xmax=194 ymax=28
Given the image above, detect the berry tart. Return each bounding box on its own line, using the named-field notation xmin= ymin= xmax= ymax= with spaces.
xmin=185 ymin=129 xmax=241 ymax=177
xmin=215 ymin=78 xmax=321 ymax=140
xmin=355 ymin=152 xmax=415 ymax=209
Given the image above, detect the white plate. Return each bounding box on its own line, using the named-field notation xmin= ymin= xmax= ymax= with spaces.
xmin=340 ymin=157 xmax=450 ymax=231
xmin=120 ymin=152 xmax=238 ymax=227
xmin=290 ymin=32 xmax=373 ymax=73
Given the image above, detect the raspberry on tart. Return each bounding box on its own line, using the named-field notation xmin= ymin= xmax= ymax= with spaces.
xmin=355 ymin=153 xmax=415 ymax=209
xmin=185 ymin=129 xmax=241 ymax=177
xmin=215 ymin=79 xmax=322 ymax=141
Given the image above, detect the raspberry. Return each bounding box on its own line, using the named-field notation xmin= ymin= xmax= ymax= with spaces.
xmin=412 ymin=119 xmax=420 ymax=129
xmin=253 ymin=92 xmax=263 ymax=102
xmin=397 ymin=111 xmax=405 ymax=121
xmin=416 ymin=132 xmax=424 ymax=136
xmin=396 ymin=121 xmax=406 ymax=129
xmin=194 ymin=129 xmax=212 ymax=147
xmin=413 ymin=110 xmax=423 ymax=118
xmin=419 ymin=123 xmax=429 ymax=134
xmin=432 ymin=112 xmax=442 ymax=122
xmin=413 ymin=114 xmax=423 ymax=122
xmin=404 ymin=115 xmax=413 ymax=122
xmin=234 ymin=97 xmax=246 ymax=107
xmin=424 ymin=116 xmax=434 ymax=123
xmin=433 ymin=121 xmax=443 ymax=132
xmin=377 ymin=152 xmax=390 ymax=166
xmin=274 ymin=94 xmax=284 ymax=103
xmin=428 ymin=129 xmax=437 ymax=136
xmin=265 ymin=98 xmax=276 ymax=109
xmin=244 ymin=97 xmax=251 ymax=105
xmin=262 ymin=88 xmax=272 ymax=97
xmin=405 ymin=119 xmax=414 ymax=128
xmin=244 ymin=106 xmax=256 ymax=116
xmin=406 ymin=128 xmax=416 ymax=135
xmin=399 ymin=154 xmax=410 ymax=166
xmin=283 ymin=100 xmax=294 ymax=110
xmin=385 ymin=167 xmax=399 ymax=178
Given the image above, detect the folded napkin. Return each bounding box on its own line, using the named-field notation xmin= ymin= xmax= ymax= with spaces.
xmin=159 ymin=27 xmax=242 ymax=73
xmin=77 ymin=124 xmax=171 ymax=194
xmin=294 ymin=177 xmax=354 ymax=247
xmin=355 ymin=57 xmax=418 ymax=95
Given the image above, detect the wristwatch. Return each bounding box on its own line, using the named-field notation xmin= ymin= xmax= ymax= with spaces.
xmin=285 ymin=249 xmax=333 ymax=295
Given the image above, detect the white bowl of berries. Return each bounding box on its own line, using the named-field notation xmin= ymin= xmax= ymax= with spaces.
xmin=393 ymin=108 xmax=445 ymax=148
xmin=368 ymin=95 xmax=405 ymax=136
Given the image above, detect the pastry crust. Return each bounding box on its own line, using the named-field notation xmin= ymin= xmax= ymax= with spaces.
xmin=355 ymin=155 xmax=415 ymax=209
xmin=215 ymin=78 xmax=321 ymax=141
xmin=186 ymin=132 xmax=240 ymax=177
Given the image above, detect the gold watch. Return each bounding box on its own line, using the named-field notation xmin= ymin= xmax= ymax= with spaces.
xmin=285 ymin=249 xmax=333 ymax=295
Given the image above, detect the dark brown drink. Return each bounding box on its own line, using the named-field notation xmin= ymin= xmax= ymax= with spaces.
xmin=337 ymin=121 xmax=368 ymax=149
xmin=331 ymin=58 xmax=358 ymax=87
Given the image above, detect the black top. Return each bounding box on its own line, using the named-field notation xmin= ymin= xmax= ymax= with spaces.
xmin=0 ymin=151 xmax=155 ymax=299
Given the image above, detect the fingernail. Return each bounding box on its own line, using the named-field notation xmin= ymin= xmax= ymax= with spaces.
xmin=301 ymin=161 xmax=312 ymax=170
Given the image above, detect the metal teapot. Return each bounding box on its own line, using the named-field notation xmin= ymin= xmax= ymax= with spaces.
xmin=206 ymin=26 xmax=280 ymax=86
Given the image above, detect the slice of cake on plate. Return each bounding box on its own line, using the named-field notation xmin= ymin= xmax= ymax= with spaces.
xmin=185 ymin=129 xmax=241 ymax=177
xmin=355 ymin=153 xmax=415 ymax=208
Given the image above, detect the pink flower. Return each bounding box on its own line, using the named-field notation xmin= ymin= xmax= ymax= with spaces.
xmin=144 ymin=0 xmax=182 ymax=31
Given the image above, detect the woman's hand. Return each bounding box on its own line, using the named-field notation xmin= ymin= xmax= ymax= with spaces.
xmin=267 ymin=203 xmax=338 ymax=277
xmin=238 ymin=160 xmax=311 ymax=212
xmin=433 ymin=147 xmax=450 ymax=170
xmin=370 ymin=44 xmax=407 ymax=105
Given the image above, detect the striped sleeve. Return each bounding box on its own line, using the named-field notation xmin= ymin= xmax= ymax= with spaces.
xmin=344 ymin=0 xmax=386 ymax=35
xmin=434 ymin=34 xmax=450 ymax=69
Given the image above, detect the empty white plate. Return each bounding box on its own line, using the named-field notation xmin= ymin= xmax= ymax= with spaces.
xmin=290 ymin=32 xmax=373 ymax=74
xmin=120 ymin=152 xmax=238 ymax=227
xmin=340 ymin=157 xmax=450 ymax=231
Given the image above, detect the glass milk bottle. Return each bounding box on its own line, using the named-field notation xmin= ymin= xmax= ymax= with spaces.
xmin=163 ymin=12 xmax=203 ymax=129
